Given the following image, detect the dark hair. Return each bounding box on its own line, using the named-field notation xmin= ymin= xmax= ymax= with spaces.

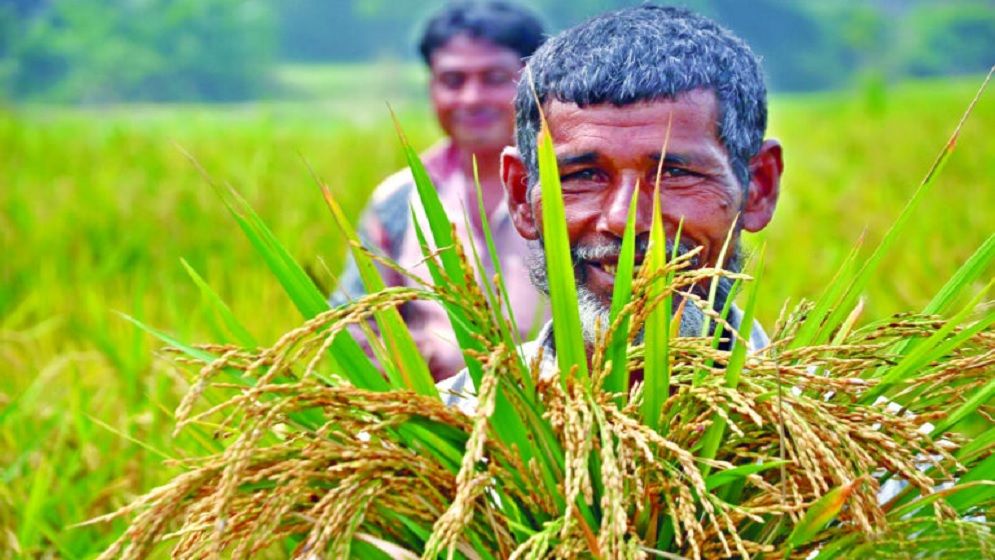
xmin=418 ymin=1 xmax=545 ymax=65
xmin=516 ymin=4 xmax=767 ymax=191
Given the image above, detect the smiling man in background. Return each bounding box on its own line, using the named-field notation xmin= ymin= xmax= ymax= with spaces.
xmin=441 ymin=4 xmax=783 ymax=402
xmin=331 ymin=1 xmax=548 ymax=381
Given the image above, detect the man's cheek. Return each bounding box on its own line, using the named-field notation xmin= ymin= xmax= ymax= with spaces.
xmin=562 ymin=208 xmax=598 ymax=241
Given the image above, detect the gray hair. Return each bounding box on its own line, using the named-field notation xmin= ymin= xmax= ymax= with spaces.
xmin=515 ymin=4 xmax=767 ymax=191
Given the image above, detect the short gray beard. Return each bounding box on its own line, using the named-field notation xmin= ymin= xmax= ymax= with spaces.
xmin=528 ymin=238 xmax=741 ymax=345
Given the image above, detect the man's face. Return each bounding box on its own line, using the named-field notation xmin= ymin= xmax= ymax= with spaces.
xmin=429 ymin=34 xmax=522 ymax=153
xmin=503 ymin=89 xmax=782 ymax=339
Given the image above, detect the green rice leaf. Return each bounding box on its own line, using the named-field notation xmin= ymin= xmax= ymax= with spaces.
xmin=394 ymin=117 xmax=566 ymax=500
xmin=788 ymin=234 xmax=864 ymax=350
xmin=730 ymin=245 xmax=766 ymax=385
xmin=880 ymin=233 xmax=995 ymax=364
xmin=536 ymin=119 xmax=589 ymax=386
xmin=705 ymin=277 xmax=743 ymax=359
xmin=216 ymin=183 xmax=328 ymax=318
xmin=207 ymin=181 xmax=386 ymax=391
xmin=886 ymin=476 xmax=995 ymax=519
xmin=605 ymin=188 xmax=640 ymax=400
xmin=390 ymin=113 xmax=466 ymax=289
xmin=472 ymin=156 xmax=528 ymax=353
xmin=390 ymin=112 xmax=490 ymax=394
xmin=956 ymin=424 xmax=995 ymax=463
xmin=117 ymin=312 xmax=224 ymax=369
xmin=923 ymin=232 xmax=995 ymax=316
xmin=945 ymin=454 xmax=995 ymax=513
xmin=929 ymin=348 xmax=995 ymax=436
xmin=179 ymin=258 xmax=257 ymax=349
xmin=861 ymin=279 xmax=994 ymax=402
xmin=320 ymin=184 xmax=436 ymax=397
xmin=705 ymin=460 xmax=786 ymax=491
xmin=700 ymin=245 xmax=765 ymax=466
xmin=786 ymin=479 xmax=861 ymax=554
xmin=642 ymin=182 xmax=670 ymax=432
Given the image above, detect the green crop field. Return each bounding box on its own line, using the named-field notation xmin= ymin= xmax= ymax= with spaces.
xmin=1 ymin=76 xmax=993 ymax=557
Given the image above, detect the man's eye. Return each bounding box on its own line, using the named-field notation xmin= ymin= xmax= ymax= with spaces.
xmin=661 ymin=167 xmax=697 ymax=180
xmin=437 ymin=73 xmax=465 ymax=89
xmin=482 ymin=70 xmax=513 ymax=86
xmin=561 ymin=169 xmax=601 ymax=183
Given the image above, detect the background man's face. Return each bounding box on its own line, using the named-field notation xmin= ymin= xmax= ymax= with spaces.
xmin=504 ymin=89 xmax=781 ymax=340
xmin=428 ymin=34 xmax=522 ymax=153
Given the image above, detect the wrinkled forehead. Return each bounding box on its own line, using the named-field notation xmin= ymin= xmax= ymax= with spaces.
xmin=543 ymin=90 xmax=724 ymax=154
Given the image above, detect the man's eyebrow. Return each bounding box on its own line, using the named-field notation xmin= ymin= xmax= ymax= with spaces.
xmin=556 ymin=152 xmax=598 ymax=167
xmin=649 ymin=152 xmax=697 ymax=166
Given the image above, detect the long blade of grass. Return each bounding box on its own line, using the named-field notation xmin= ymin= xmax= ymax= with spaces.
xmin=393 ymin=115 xmax=574 ymax=525
xmin=879 ymin=233 xmax=995 ymax=367
xmin=458 ymin=200 xmax=534 ymax=400
xmin=536 ymin=119 xmax=589 ymax=386
xmin=388 ymin=110 xmax=491 ymax=396
xmin=216 ymin=183 xmax=329 ymax=318
xmin=944 ymin=453 xmax=995 ymax=513
xmin=923 ymin=232 xmax=995 ymax=316
xmin=472 ymin=156 xmax=527 ymax=351
xmin=180 ymin=258 xmax=257 ymax=348
xmin=861 ymin=279 xmax=994 ymax=401
xmin=410 ymin=203 xmax=559 ymax=487
xmin=118 ymin=312 xmax=225 ymax=369
xmin=605 ymin=188 xmax=640 ymax=400
xmin=956 ymin=424 xmax=995 ymax=463
xmin=695 ymin=224 xmax=745 ymax=386
xmin=530 ymin=115 xmax=599 ymax=530
xmin=808 ymin=68 xmax=992 ymax=347
xmin=728 ymin=244 xmax=765 ymax=385
xmin=642 ymin=114 xmax=676 ymax=432
xmin=320 ymin=184 xmax=436 ymax=397
xmin=642 ymin=181 xmax=671 ymax=432
xmin=929 ymin=365 xmax=995 ymax=437
xmin=708 ymin=278 xmax=744 ymax=353
xmin=200 ymin=177 xmax=384 ymax=391
xmin=699 ymin=245 xmax=765 ymax=467
xmin=389 ymin=113 xmax=465 ymax=285
xmin=787 ymin=233 xmax=865 ymax=350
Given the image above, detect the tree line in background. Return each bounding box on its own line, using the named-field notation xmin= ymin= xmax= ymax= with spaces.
xmin=1 ymin=0 xmax=992 ymax=103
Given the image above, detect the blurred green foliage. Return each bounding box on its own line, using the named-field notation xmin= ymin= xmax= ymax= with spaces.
xmin=1 ymin=0 xmax=992 ymax=102
xmin=902 ymin=2 xmax=995 ymax=78
xmin=274 ymin=0 xmax=995 ymax=92
xmin=0 ymin=0 xmax=274 ymax=102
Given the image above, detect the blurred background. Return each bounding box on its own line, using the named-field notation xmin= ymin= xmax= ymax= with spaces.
xmin=3 ymin=0 xmax=994 ymax=103
xmin=1 ymin=0 xmax=993 ymax=557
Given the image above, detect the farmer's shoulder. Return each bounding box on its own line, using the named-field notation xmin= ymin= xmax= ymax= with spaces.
xmin=367 ymin=138 xmax=455 ymax=207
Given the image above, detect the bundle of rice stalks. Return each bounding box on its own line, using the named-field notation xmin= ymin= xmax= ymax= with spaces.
xmin=90 ymin=80 xmax=995 ymax=559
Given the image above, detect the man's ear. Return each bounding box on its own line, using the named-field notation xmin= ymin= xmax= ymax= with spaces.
xmin=742 ymin=139 xmax=783 ymax=233
xmin=501 ymin=146 xmax=540 ymax=240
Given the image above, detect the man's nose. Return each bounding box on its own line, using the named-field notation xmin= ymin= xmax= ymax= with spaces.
xmin=458 ymin=78 xmax=484 ymax=105
xmin=599 ymin=176 xmax=653 ymax=238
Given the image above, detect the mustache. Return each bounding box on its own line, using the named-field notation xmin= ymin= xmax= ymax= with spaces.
xmin=572 ymin=236 xmax=701 ymax=268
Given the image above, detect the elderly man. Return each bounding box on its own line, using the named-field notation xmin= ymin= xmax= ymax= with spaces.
xmin=440 ymin=4 xmax=783 ymax=404
xmin=331 ymin=1 xmax=548 ymax=381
